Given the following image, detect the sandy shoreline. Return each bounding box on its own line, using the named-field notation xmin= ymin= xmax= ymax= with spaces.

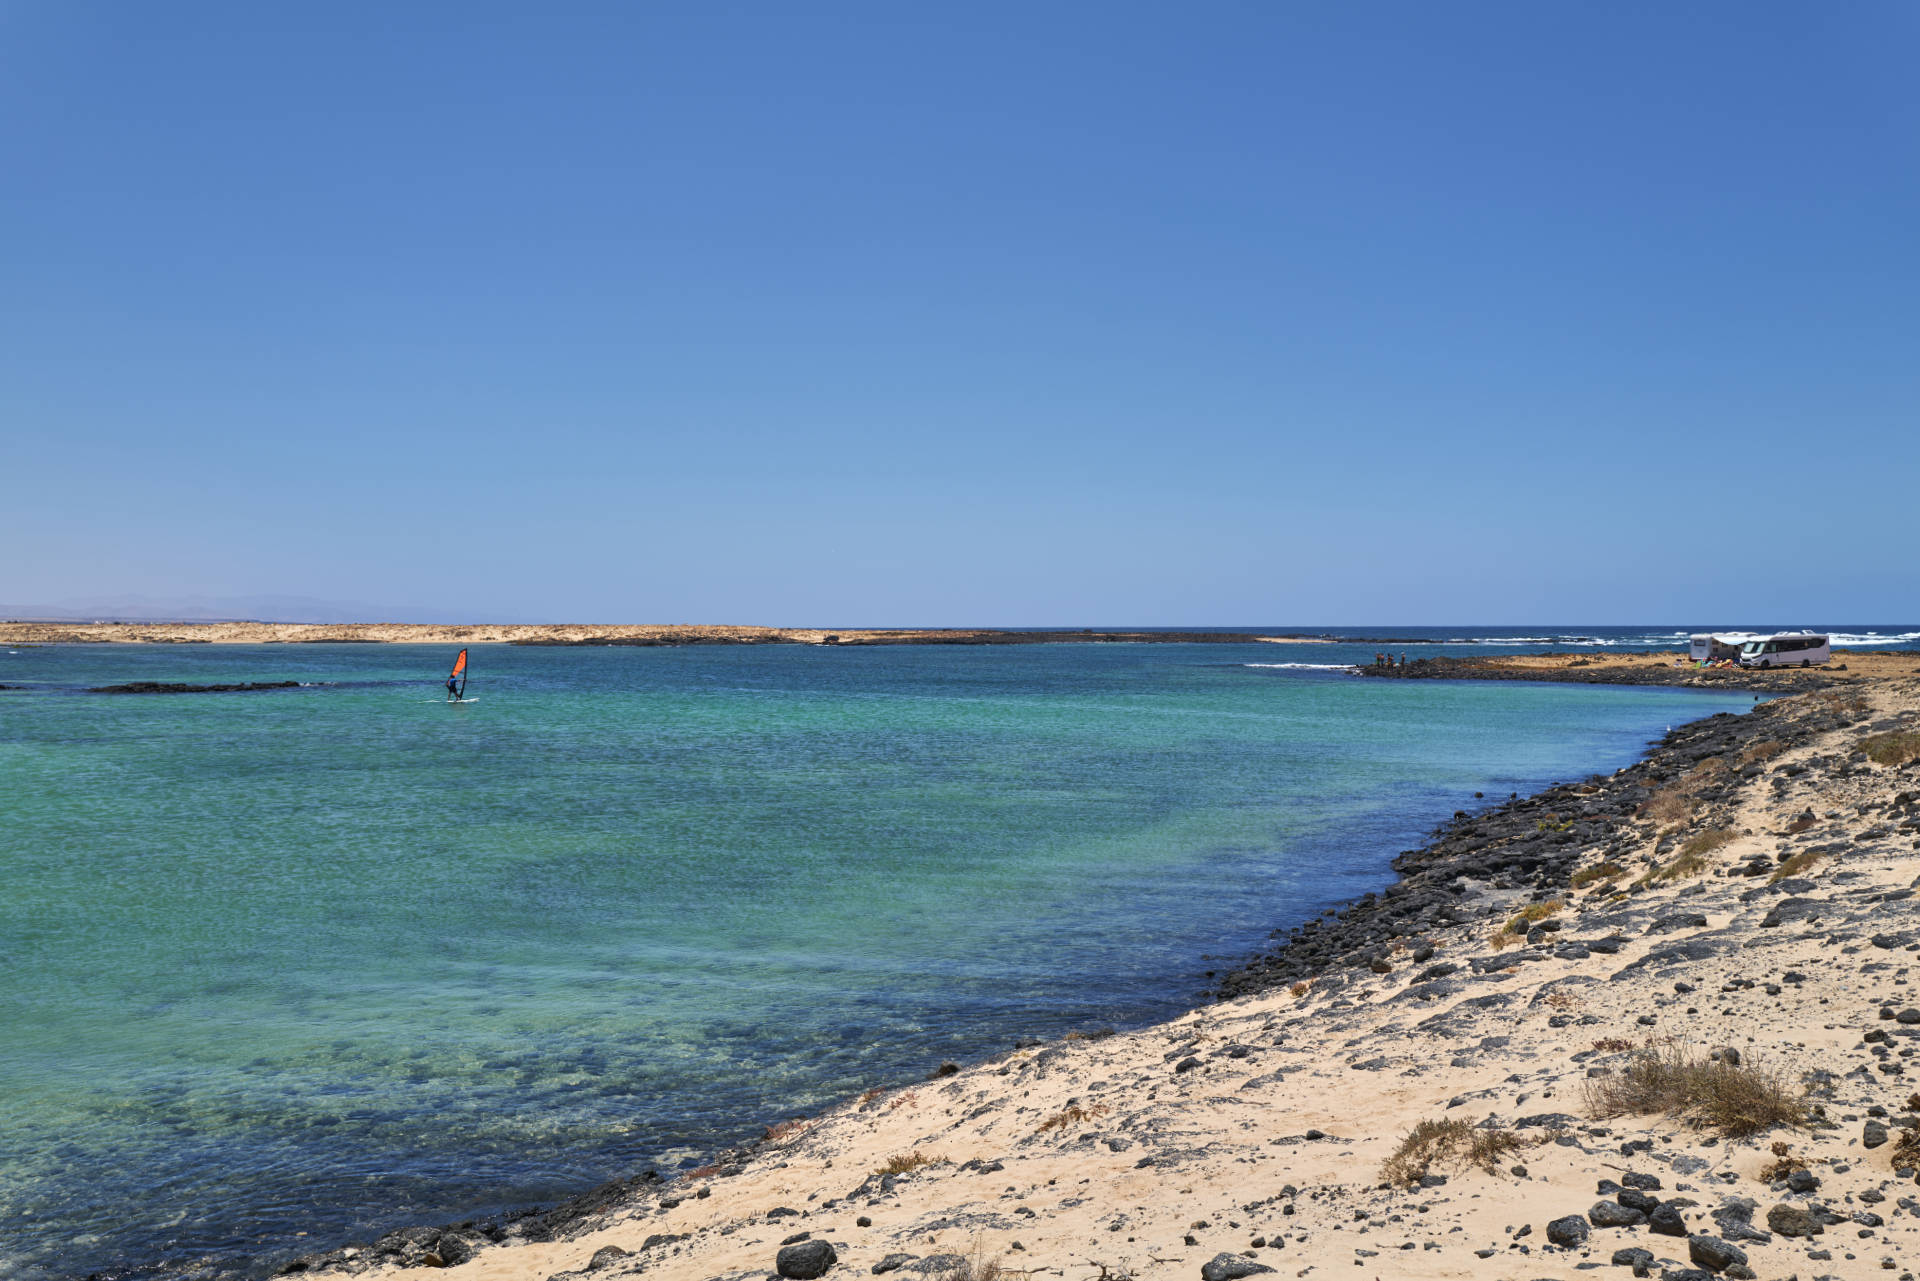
xmin=252 ymin=664 xmax=1920 ymax=1281
xmin=0 ymin=623 xmax=1316 ymax=647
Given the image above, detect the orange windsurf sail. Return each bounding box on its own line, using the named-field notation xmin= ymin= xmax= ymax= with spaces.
xmin=450 ymin=649 xmax=468 ymax=678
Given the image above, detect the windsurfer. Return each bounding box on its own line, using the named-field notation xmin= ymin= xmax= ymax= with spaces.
xmin=446 ymin=675 xmax=459 ymax=701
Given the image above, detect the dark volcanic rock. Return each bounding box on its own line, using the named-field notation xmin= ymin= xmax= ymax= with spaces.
xmin=1687 ymin=1234 xmax=1746 ymax=1273
xmin=1200 ymin=1254 xmax=1276 ymax=1280
xmin=776 ymin=1238 xmax=837 ymax=1279
xmin=1764 ymin=1203 xmax=1821 ymax=1237
xmin=1545 ymin=1214 xmax=1590 ymax=1247
xmin=1588 ymin=1200 xmax=1645 ymax=1227
xmin=89 ymin=680 xmax=302 ymax=694
xmin=1647 ymin=1202 xmax=1689 ymax=1237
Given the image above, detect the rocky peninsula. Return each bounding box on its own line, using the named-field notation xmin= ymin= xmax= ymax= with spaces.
xmin=255 ymin=658 xmax=1920 ymax=1281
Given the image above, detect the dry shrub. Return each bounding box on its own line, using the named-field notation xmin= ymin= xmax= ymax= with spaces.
xmin=1784 ymin=813 xmax=1817 ymax=835
xmin=1289 ymin=979 xmax=1314 ymax=999
xmin=888 ymin=1090 xmax=919 ymax=1112
xmin=1638 ymin=787 xmax=1693 ymax=828
xmin=1638 ymin=758 xmax=1730 ymax=829
xmin=1035 ymin=1102 xmax=1109 ymax=1134
xmin=1677 ymin=827 xmax=1738 ymax=860
xmin=1584 ymin=1043 xmax=1805 ymax=1138
xmin=1491 ymin=900 xmax=1563 ymax=946
xmin=1740 ymin=739 xmax=1786 ymax=767
xmin=1591 ymin=1038 xmax=1634 ymax=1053
xmin=1571 ymin=861 xmax=1625 ymax=889
xmin=1542 ymin=987 xmax=1584 ymax=1011
xmin=1380 ymin=1117 xmax=1526 ymax=1187
xmin=1631 ymin=832 xmax=1735 ymax=889
xmin=928 ymin=1246 xmax=1007 ymax=1281
xmin=875 ymin=1150 xmax=942 ymax=1177
xmin=763 ymin=1118 xmax=811 ymax=1142
xmin=1770 ymin=850 xmax=1826 ymax=883
xmin=858 ymin=1086 xmax=885 ymax=1105
xmin=1756 ymin=1140 xmax=1807 ymax=1182
xmin=1862 ymin=730 xmax=1920 ymax=767
xmin=1892 ymin=1126 xmax=1920 ymax=1169
xmin=685 ymin=1162 xmax=721 ymax=1179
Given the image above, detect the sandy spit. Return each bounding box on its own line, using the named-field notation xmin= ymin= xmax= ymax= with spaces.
xmin=0 ymin=623 xmax=1324 ymax=647
xmin=267 ymin=672 xmax=1920 ymax=1281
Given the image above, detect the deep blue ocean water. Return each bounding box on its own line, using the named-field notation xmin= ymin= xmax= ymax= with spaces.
xmin=0 ymin=631 xmax=1890 ymax=1278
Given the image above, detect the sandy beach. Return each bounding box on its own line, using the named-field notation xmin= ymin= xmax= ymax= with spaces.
xmin=253 ymin=664 xmax=1920 ymax=1281
xmin=0 ymin=623 xmax=1309 ymax=647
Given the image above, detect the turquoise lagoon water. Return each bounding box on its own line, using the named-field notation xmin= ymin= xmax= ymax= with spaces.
xmin=0 ymin=642 xmax=1758 ymax=1279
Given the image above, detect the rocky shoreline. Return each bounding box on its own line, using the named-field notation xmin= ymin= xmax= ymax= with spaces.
xmin=123 ymin=663 xmax=1920 ymax=1281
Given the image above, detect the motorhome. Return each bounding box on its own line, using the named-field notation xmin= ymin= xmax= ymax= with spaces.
xmin=1737 ymin=633 xmax=1831 ymax=668
xmin=1689 ymin=632 xmax=1763 ymax=663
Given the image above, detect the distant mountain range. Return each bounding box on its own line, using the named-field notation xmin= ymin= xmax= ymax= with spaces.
xmin=0 ymin=594 xmax=491 ymax=624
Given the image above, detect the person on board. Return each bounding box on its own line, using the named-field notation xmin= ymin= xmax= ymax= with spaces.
xmin=446 ymin=674 xmax=459 ymax=701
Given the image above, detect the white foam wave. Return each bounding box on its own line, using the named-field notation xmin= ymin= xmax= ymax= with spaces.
xmin=1244 ymin=662 xmax=1358 ymax=671
xmin=1829 ymin=632 xmax=1920 ymax=645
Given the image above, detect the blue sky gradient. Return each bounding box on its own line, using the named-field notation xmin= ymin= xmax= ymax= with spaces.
xmin=4 ymin=3 xmax=1915 ymax=623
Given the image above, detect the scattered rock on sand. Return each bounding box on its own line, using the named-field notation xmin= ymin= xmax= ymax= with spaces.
xmin=1199 ymin=1254 xmax=1275 ymax=1280
xmin=1687 ymin=1233 xmax=1747 ymax=1273
xmin=775 ymin=1238 xmax=836 ymax=1279
xmin=1545 ymin=1214 xmax=1590 ymax=1247
xmin=1764 ymin=1202 xmax=1822 ymax=1237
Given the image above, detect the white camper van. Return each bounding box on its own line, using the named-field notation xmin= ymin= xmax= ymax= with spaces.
xmin=1738 ymin=633 xmax=1831 ymax=668
xmin=1689 ymin=632 xmax=1763 ymax=663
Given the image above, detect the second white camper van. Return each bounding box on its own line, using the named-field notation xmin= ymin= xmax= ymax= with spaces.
xmin=1738 ymin=633 xmax=1831 ymax=668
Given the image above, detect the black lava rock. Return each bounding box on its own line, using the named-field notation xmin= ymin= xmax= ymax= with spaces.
xmin=1589 ymin=1200 xmax=1645 ymax=1227
xmin=775 ymin=1238 xmax=836 ymax=1279
xmin=1648 ymin=1202 xmax=1689 ymax=1237
xmin=1199 ymin=1254 xmax=1276 ymax=1281
xmin=1687 ymin=1234 xmax=1747 ymax=1273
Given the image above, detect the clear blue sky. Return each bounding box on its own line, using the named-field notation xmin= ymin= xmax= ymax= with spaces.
xmin=4 ymin=3 xmax=1915 ymax=624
